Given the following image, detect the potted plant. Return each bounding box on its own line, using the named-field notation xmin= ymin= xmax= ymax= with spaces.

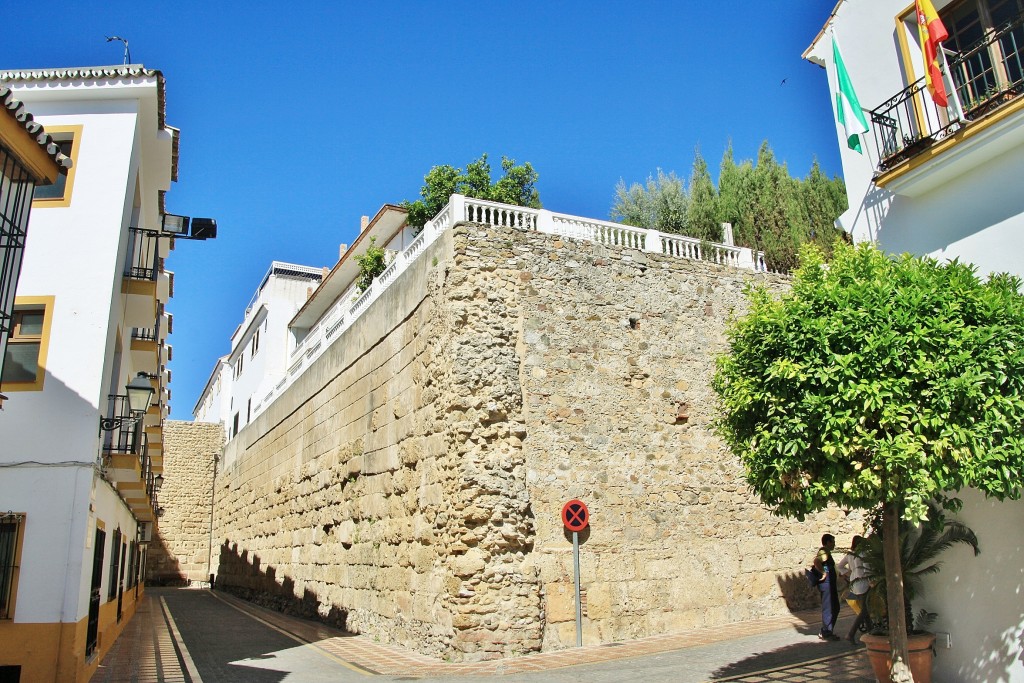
xmin=857 ymin=502 xmax=980 ymax=683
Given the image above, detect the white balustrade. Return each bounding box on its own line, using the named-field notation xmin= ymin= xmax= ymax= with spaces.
xmin=256 ymin=193 xmax=776 ymax=433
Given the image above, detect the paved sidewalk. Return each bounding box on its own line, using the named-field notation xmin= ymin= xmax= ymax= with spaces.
xmin=91 ymin=587 xmax=874 ymax=682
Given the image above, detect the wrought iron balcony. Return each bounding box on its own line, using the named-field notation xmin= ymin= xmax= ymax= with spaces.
xmin=131 ymin=327 xmax=158 ymax=343
xmin=125 ymin=228 xmax=160 ymax=281
xmin=100 ymin=394 xmax=145 ymax=455
xmin=871 ymin=12 xmax=1024 ymax=172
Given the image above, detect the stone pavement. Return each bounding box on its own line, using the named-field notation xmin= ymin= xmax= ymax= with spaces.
xmin=91 ymin=587 xmax=874 ymax=682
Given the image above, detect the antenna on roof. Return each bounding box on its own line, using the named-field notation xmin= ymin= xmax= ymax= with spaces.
xmin=105 ymin=36 xmax=132 ymax=65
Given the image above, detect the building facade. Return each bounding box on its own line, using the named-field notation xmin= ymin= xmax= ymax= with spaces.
xmin=0 ymin=85 xmax=70 ymax=404
xmin=193 ymin=261 xmax=324 ymax=437
xmin=806 ymin=3 xmax=1024 ymax=681
xmin=0 ymin=65 xmax=194 ymax=683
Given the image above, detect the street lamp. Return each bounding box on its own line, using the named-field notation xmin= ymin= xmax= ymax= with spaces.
xmin=160 ymin=213 xmax=217 ymax=240
xmin=99 ymin=372 xmax=155 ymax=432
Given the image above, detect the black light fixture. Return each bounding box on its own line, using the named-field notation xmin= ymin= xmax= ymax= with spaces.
xmin=154 ymin=473 xmax=164 ymax=488
xmin=189 ymin=218 xmax=217 ymax=240
xmin=161 ymin=213 xmax=190 ymax=236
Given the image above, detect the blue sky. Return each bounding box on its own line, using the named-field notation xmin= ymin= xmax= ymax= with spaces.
xmin=8 ymin=1 xmax=843 ymax=419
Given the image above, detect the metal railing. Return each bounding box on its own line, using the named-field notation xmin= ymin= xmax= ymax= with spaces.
xmin=100 ymin=394 xmax=146 ymax=456
xmin=871 ymin=12 xmax=1024 ymax=171
xmin=124 ymin=228 xmax=160 ymax=281
xmin=131 ymin=327 xmax=158 ymax=343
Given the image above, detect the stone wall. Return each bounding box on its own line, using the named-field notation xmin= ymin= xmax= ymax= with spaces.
xmin=212 ymin=222 xmax=861 ymax=661
xmin=148 ymin=421 xmax=223 ymax=584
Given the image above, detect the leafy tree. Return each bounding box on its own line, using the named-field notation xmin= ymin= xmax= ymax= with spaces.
xmin=354 ymin=236 xmax=387 ymax=293
xmin=611 ymin=142 xmax=848 ymax=269
xmin=610 ymin=178 xmax=654 ymax=229
xmin=713 ymin=242 xmax=1024 ymax=682
xmin=611 ymin=170 xmax=688 ymax=234
xmin=716 ymin=144 xmax=755 ymax=245
xmin=801 ymin=159 xmax=848 ymax=256
xmin=403 ymin=154 xmax=540 ymax=228
xmin=686 ymin=150 xmax=721 ymax=243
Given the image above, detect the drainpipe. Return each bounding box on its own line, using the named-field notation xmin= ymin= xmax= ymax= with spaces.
xmin=206 ymin=452 xmax=218 ymax=588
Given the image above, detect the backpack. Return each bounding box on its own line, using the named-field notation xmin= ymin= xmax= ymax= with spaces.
xmin=805 ymin=566 xmax=823 ymax=588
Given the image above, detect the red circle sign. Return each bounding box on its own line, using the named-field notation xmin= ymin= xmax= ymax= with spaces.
xmin=561 ymin=499 xmax=590 ymax=532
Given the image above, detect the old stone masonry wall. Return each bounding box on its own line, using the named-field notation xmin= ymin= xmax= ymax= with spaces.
xmin=149 ymin=421 xmax=224 ymax=584
xmin=212 ymin=222 xmax=860 ymax=662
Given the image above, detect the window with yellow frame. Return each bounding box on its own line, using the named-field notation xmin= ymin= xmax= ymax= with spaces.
xmin=0 ymin=296 xmax=55 ymax=391
xmin=31 ymin=125 xmax=81 ymax=208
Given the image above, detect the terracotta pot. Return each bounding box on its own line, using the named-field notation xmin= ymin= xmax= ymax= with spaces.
xmin=861 ymin=632 xmax=935 ymax=683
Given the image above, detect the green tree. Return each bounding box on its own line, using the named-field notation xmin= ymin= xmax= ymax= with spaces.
xmin=748 ymin=141 xmax=806 ymax=272
xmin=716 ymin=143 xmax=755 ymax=245
xmin=403 ymin=154 xmax=540 ymax=229
xmin=801 ymin=159 xmax=848 ymax=256
xmin=611 ymin=169 xmax=688 ymax=234
xmin=354 ymin=236 xmax=387 ymax=293
xmin=713 ymin=242 xmax=1024 ymax=681
xmin=687 ymin=149 xmax=721 ymax=243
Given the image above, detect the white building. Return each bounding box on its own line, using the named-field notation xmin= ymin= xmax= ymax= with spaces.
xmin=805 ymin=3 xmax=1024 ymax=681
xmin=193 ymin=261 xmax=324 ymax=435
xmin=0 ymin=65 xmax=205 ymax=683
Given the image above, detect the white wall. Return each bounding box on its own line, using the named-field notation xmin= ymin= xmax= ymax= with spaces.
xmin=1 ymin=103 xmax=140 ymax=461
xmin=919 ymin=490 xmax=1024 ymax=683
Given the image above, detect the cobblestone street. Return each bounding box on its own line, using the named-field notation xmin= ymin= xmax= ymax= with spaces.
xmin=90 ymin=588 xmax=873 ymax=682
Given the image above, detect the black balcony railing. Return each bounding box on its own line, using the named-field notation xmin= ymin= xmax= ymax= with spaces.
xmin=871 ymin=12 xmax=1024 ymax=171
xmin=100 ymin=394 xmax=146 ymax=456
xmin=131 ymin=327 xmax=158 ymax=343
xmin=125 ymin=228 xmax=160 ymax=281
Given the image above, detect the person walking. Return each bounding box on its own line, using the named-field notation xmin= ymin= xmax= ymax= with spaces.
xmin=814 ymin=533 xmax=840 ymax=641
xmin=837 ymin=534 xmax=872 ymax=644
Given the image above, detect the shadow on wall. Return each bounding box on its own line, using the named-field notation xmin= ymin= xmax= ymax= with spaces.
xmin=146 ymin=533 xmax=189 ymax=586
xmin=776 ymin=571 xmax=821 ymax=613
xmin=215 ymin=540 xmax=351 ymax=633
xmin=928 ymin=496 xmax=1024 ymax=683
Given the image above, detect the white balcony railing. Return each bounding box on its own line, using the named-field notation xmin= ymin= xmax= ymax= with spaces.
xmin=247 ymin=194 xmax=766 ymax=427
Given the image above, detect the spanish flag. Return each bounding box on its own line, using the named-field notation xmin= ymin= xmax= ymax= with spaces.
xmin=917 ymin=0 xmax=949 ymax=106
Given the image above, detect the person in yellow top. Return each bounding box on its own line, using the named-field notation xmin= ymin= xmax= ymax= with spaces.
xmin=813 ymin=533 xmax=840 ymax=641
xmin=837 ymin=534 xmax=873 ymax=644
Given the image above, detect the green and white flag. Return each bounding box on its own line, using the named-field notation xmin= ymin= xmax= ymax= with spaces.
xmin=832 ymin=32 xmax=869 ymax=153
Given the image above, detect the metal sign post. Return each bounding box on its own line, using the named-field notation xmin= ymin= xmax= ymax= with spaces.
xmin=572 ymin=530 xmax=582 ymax=647
xmin=561 ymin=499 xmax=589 ymax=648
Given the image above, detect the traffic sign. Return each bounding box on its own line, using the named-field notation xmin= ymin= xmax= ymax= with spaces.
xmin=561 ymin=499 xmax=589 ymax=532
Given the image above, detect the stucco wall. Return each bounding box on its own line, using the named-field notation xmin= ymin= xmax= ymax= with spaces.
xmin=209 ymin=222 xmax=859 ymax=661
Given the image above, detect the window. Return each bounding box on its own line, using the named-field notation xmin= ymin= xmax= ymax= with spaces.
xmin=32 ymin=125 xmax=82 ymax=208
xmin=107 ymin=529 xmax=121 ymax=601
xmin=943 ymin=0 xmax=1024 ymax=99
xmin=251 ymin=328 xmax=260 ymax=357
xmin=234 ymin=354 xmax=243 ymax=378
xmin=0 ymin=297 xmax=54 ymax=391
xmin=232 ymin=412 xmax=239 ymax=438
xmin=0 ymin=513 xmax=26 ymax=620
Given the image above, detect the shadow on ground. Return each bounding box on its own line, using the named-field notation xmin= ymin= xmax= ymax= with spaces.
xmin=214 ymin=540 xmax=353 ymax=633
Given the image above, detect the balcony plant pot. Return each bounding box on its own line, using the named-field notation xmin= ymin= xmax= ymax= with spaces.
xmin=861 ymin=632 xmax=935 ymax=683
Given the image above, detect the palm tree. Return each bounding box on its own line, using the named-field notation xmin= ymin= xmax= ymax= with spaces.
xmin=859 ymin=502 xmax=980 ymax=633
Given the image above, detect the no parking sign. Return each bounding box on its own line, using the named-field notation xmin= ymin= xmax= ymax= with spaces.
xmin=561 ymin=498 xmax=589 ymax=647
